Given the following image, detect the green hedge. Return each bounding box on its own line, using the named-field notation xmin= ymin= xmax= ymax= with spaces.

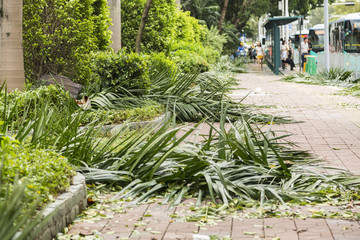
xmin=0 ymin=85 xmax=74 ymax=127
xmin=0 ymin=134 xmax=76 ymax=205
xmin=147 ymin=52 xmax=177 ymax=76
xmin=23 ymin=0 xmax=111 ymax=85
xmin=170 ymin=41 xmax=216 ymax=73
xmin=91 ymin=51 xmax=150 ymax=93
xmin=173 ymin=10 xmax=207 ymax=44
xmin=121 ymin=0 xmax=177 ymax=53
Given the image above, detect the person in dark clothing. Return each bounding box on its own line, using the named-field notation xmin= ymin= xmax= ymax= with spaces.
xmin=288 ymin=39 xmax=293 ymax=60
xmin=308 ymin=39 xmax=313 ymax=53
xmin=286 ymin=55 xmax=295 ymax=70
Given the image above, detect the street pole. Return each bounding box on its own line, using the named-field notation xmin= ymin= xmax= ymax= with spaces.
xmin=324 ymin=0 xmax=330 ymax=71
xmin=285 ymin=0 xmax=289 ymax=42
xmin=299 ymin=18 xmax=302 ymax=73
xmin=258 ymin=16 xmax=262 ymax=42
xmin=282 ymin=0 xmax=285 ymax=39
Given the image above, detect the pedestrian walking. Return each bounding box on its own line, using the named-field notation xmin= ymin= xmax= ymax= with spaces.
xmin=236 ymin=43 xmax=246 ymax=57
xmin=256 ymin=42 xmax=264 ymax=71
xmin=288 ymin=39 xmax=294 ymax=60
xmin=299 ymin=37 xmax=309 ymax=71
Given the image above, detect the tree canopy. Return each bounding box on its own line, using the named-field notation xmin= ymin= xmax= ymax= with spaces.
xmin=182 ymin=0 xmax=332 ymax=33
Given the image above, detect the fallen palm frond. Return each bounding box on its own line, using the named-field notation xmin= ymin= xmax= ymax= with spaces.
xmin=4 ymin=61 xmax=357 ymax=208
xmin=81 ymin=62 xmax=288 ymax=124
xmin=281 ymin=67 xmax=359 ymax=88
xmin=148 ymin=65 xmax=290 ymax=122
xmin=78 ymin=110 xmax=360 ymax=206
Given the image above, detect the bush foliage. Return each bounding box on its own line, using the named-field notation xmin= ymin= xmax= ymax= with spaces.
xmin=121 ymin=0 xmax=177 ymax=53
xmin=91 ymin=50 xmax=150 ymax=93
xmin=0 ymin=133 xmax=75 ymax=205
xmin=22 ymin=0 xmax=228 ymax=87
xmin=121 ymin=0 xmax=223 ymax=73
xmin=0 ymin=85 xmax=71 ymax=112
xmin=23 ymin=0 xmax=111 ymax=85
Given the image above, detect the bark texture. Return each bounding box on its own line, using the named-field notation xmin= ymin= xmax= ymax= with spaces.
xmin=218 ymin=0 xmax=229 ymax=32
xmin=108 ymin=0 xmax=121 ymax=52
xmin=135 ymin=0 xmax=153 ymax=54
xmin=0 ymin=0 xmax=25 ymax=91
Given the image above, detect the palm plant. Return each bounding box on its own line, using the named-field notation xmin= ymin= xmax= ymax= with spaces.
xmin=317 ymin=67 xmax=354 ymax=82
xmin=2 ymin=77 xmax=359 ymax=207
xmin=283 ymin=68 xmax=358 ymax=86
xmin=89 ymin=64 xmax=282 ymax=123
xmin=204 ymin=26 xmax=228 ymax=53
xmin=80 ymin=111 xmax=360 ymax=206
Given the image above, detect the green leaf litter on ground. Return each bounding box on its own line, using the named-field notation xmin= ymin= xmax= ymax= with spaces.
xmin=243 ymin=231 xmax=257 ymax=235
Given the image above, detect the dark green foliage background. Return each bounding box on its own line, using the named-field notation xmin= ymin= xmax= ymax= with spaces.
xmin=91 ymin=50 xmax=150 ymax=93
xmin=121 ymin=0 xmax=177 ymax=53
xmin=23 ymin=0 xmax=112 ymax=85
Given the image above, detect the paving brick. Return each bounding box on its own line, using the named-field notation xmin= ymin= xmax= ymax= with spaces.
xmin=197 ymin=217 xmax=232 ymax=238
xmin=68 ymin=219 xmax=109 ymax=236
xmin=129 ymin=204 xmax=174 ymax=239
xmin=231 ymin=218 xmax=264 ymax=239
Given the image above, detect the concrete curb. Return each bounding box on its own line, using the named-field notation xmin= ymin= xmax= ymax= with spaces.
xmin=30 ymin=173 xmax=87 ymax=240
xmin=29 ymin=114 xmax=168 ymax=239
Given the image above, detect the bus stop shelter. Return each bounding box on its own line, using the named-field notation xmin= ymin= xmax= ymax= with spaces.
xmin=264 ymin=16 xmax=302 ymax=75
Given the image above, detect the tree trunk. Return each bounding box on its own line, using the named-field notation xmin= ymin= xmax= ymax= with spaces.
xmin=0 ymin=0 xmax=25 ymax=91
xmin=236 ymin=18 xmax=250 ymax=32
xmin=218 ymin=0 xmax=229 ymax=32
xmin=135 ymin=0 xmax=153 ymax=54
xmin=108 ymin=0 xmax=121 ymax=53
xmin=175 ymin=0 xmax=181 ymax=10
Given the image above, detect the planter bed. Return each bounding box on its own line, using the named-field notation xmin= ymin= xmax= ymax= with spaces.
xmin=28 ymin=173 xmax=87 ymax=240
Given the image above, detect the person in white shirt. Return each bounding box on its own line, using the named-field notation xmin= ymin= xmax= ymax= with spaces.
xmin=281 ymin=40 xmax=288 ymax=70
xmin=299 ymin=37 xmax=309 ymax=70
xmin=288 ymin=39 xmax=294 ymax=60
xmin=256 ymin=42 xmax=264 ymax=71
xmin=281 ymin=41 xmax=288 ymax=70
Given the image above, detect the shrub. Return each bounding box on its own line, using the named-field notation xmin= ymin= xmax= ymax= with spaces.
xmin=121 ymin=0 xmax=177 ymax=53
xmin=23 ymin=0 xmax=111 ymax=85
xmin=171 ymin=49 xmax=209 ymax=73
xmin=0 ymin=164 xmax=43 ymax=240
xmin=173 ymin=10 xmax=207 ymax=44
xmin=0 ymin=85 xmax=74 ymax=124
xmin=170 ymin=42 xmax=213 ymax=73
xmin=121 ymin=0 xmax=208 ymax=55
xmin=0 ymin=133 xmax=76 ymax=205
xmin=147 ymin=52 xmax=177 ymax=77
xmin=91 ymin=51 xmax=150 ymax=93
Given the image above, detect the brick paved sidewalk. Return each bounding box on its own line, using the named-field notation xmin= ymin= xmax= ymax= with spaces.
xmin=64 ymin=67 xmax=360 ymax=240
xmin=232 ymin=65 xmax=360 ymax=175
